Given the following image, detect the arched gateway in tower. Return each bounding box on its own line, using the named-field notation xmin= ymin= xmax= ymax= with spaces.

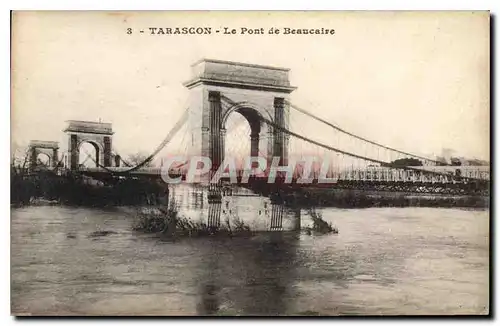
xmin=183 ymin=59 xmax=296 ymax=171
xmin=64 ymin=120 xmax=114 ymax=170
xmin=28 ymin=140 xmax=59 ymax=170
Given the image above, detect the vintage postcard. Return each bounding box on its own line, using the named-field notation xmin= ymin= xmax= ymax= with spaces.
xmin=10 ymin=11 xmax=490 ymax=316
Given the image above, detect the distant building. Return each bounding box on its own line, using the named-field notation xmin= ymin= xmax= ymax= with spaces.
xmin=436 ymin=148 xmax=489 ymax=167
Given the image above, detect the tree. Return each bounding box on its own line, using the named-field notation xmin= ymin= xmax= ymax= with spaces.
xmin=10 ymin=143 xmax=30 ymax=175
xmin=450 ymin=157 xmax=462 ymax=166
xmin=127 ymin=152 xmax=154 ymax=167
xmin=435 ymin=156 xmax=449 ymax=166
xmin=465 ymin=159 xmax=489 ymax=166
xmin=11 ymin=142 xmax=28 ymax=166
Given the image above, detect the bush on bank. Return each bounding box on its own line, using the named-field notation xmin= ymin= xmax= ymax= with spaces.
xmin=282 ymin=189 xmax=489 ymax=209
xmin=304 ymin=208 xmax=338 ymax=234
xmin=10 ymin=169 xmax=166 ymax=207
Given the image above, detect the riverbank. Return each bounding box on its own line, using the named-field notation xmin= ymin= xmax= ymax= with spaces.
xmin=281 ymin=188 xmax=489 ymax=209
xmin=11 ymin=171 xmax=167 ymax=207
xmin=11 ymin=171 xmax=489 ymax=209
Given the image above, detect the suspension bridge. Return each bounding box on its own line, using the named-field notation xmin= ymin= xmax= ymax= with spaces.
xmin=28 ymin=59 xmax=489 ymax=203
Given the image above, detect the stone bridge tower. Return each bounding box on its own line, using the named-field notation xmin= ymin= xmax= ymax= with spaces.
xmin=64 ymin=120 xmax=114 ymax=170
xmin=28 ymin=140 xmax=59 ymax=170
xmin=183 ymin=59 xmax=296 ymax=171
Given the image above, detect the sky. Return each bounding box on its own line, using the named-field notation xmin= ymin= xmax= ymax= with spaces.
xmin=11 ymin=11 xmax=490 ymax=161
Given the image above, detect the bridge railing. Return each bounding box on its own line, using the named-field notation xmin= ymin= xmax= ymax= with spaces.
xmin=80 ymin=164 xmax=489 ymax=185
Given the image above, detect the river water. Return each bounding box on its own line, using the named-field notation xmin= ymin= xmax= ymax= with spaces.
xmin=11 ymin=196 xmax=489 ymax=316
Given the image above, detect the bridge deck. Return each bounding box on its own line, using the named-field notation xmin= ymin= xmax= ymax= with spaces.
xmin=79 ymin=166 xmax=490 ymax=184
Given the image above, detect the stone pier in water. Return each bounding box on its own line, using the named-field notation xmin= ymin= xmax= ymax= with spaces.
xmin=168 ymin=184 xmax=301 ymax=232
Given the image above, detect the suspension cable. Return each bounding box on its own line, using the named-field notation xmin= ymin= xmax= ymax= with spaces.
xmin=260 ymin=114 xmax=484 ymax=181
xmin=220 ymin=95 xmax=480 ymax=181
xmin=80 ymin=108 xmax=189 ymax=174
xmin=286 ymin=100 xmax=448 ymax=166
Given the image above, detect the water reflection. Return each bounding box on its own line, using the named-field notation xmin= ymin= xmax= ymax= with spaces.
xmin=195 ymin=233 xmax=299 ymax=316
xmin=197 ymin=249 xmax=220 ymax=315
xmin=166 ymin=184 xmax=303 ymax=315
